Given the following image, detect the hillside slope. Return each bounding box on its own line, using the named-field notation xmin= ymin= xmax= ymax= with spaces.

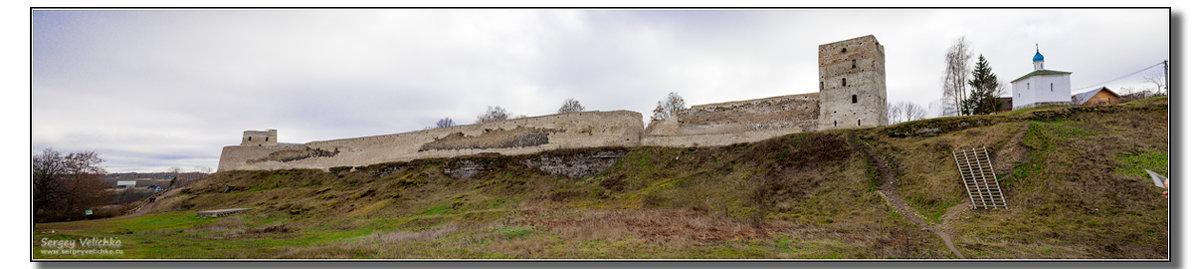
xmin=33 ymin=97 xmax=1169 ymax=259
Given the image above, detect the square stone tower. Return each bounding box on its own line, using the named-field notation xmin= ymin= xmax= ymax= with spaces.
xmin=818 ymin=35 xmax=887 ymax=130
xmin=241 ymin=129 xmax=277 ymax=147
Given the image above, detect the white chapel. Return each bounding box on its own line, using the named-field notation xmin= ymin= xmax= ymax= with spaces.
xmin=1011 ymin=45 xmax=1073 ymax=110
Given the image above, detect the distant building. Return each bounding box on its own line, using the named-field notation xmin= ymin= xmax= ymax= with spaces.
xmin=1072 ymin=86 xmax=1122 ymax=106
xmin=986 ymin=97 xmax=1015 ymax=114
xmin=1011 ymin=45 xmax=1073 ymax=110
xmin=116 ymin=180 xmax=137 ymax=188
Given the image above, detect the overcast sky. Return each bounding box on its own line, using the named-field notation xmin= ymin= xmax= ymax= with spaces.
xmin=31 ymin=8 xmax=1169 ymax=173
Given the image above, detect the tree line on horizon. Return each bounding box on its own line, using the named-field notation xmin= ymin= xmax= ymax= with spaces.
xmin=437 ymin=90 xmax=938 ymax=128
xmin=427 ymin=93 xmax=692 ymax=129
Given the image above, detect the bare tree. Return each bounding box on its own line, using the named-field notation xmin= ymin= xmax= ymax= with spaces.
xmin=997 ymin=81 xmax=1009 ymax=97
xmin=476 ymin=106 xmax=512 ymax=123
xmin=889 ymin=101 xmax=928 ymax=124
xmin=1119 ymin=86 xmax=1148 ymax=102
xmin=1119 ymin=85 xmax=1164 ymax=102
xmin=941 ymin=36 xmax=973 ymax=116
xmin=938 ymin=97 xmax=959 ymax=117
xmin=435 ymin=117 xmax=455 ymax=128
xmin=558 ymin=98 xmax=586 ymax=113
xmin=888 ymin=102 xmax=903 ymax=125
xmin=168 ymin=166 xmax=183 ymax=188
xmin=1144 ymin=71 xmax=1166 ymax=95
xmin=927 ymin=101 xmax=943 ymax=118
xmin=194 ymin=166 xmax=212 ymax=174
xmin=901 ymin=102 xmax=927 ymax=122
xmin=651 ymin=92 xmax=687 ymax=121
xmin=993 ymin=82 xmax=1010 ymax=110
xmin=33 ymin=148 xmax=110 ymax=222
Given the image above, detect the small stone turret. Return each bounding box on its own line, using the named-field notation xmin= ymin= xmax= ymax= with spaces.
xmin=241 ymin=129 xmax=277 ymax=147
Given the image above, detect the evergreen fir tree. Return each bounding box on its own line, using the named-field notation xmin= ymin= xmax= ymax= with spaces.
xmin=965 ymin=55 xmax=1002 ymax=115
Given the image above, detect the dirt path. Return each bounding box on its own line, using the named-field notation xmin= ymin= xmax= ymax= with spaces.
xmin=118 ymin=187 xmax=183 ymax=219
xmin=853 ymin=137 xmax=965 ymax=259
xmin=938 ymin=202 xmax=973 ymax=225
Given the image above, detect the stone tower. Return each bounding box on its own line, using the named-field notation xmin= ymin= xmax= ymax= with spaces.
xmin=818 ymin=35 xmax=887 ymax=130
xmin=240 ymin=129 xmax=277 ymax=147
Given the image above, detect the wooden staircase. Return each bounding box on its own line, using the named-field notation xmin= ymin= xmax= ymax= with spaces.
xmin=953 ymin=147 xmax=1008 ymax=209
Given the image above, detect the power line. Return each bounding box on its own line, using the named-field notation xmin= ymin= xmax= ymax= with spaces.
xmin=1072 ymin=61 xmax=1165 ymax=92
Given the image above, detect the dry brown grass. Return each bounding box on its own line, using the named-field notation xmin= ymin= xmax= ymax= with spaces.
xmin=358 ymin=223 xmax=458 ymax=243
xmin=520 ymin=209 xmax=763 ymax=242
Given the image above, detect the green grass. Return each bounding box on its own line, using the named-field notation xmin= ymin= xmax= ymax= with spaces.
xmin=1029 ymin=120 xmax=1095 ymax=139
xmin=494 ymin=225 xmax=536 ymax=240
xmin=35 ymin=210 xmax=390 ymax=259
xmin=1116 ymin=151 xmax=1169 ymax=178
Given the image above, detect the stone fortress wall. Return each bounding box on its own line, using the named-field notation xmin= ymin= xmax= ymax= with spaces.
xmin=642 ymin=93 xmax=821 ymax=147
xmin=218 ymin=111 xmax=643 ymax=171
xmin=217 ymin=35 xmax=888 ymax=172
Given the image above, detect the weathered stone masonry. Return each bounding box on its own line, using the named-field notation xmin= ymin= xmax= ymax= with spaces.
xmin=818 ymin=35 xmax=887 ymax=130
xmin=241 ymin=129 xmax=277 ymax=147
xmin=218 ymin=111 xmax=643 ymax=172
xmin=642 ymin=93 xmax=821 ymax=147
xmin=217 ymin=35 xmax=888 ymax=172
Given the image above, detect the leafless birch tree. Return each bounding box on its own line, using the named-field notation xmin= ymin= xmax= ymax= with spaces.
xmin=901 ymin=102 xmax=927 ymax=122
xmin=941 ymin=36 xmax=973 ymax=116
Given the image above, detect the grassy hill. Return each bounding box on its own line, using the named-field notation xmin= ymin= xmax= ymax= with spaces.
xmin=33 ymin=97 xmax=1169 ymax=259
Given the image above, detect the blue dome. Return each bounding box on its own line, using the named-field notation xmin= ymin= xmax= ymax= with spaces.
xmin=1033 ymin=50 xmax=1044 ymax=62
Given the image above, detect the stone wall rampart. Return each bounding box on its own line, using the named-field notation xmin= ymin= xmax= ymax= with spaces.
xmin=645 ymin=93 xmax=821 ymax=137
xmin=217 ymin=110 xmax=643 ymax=171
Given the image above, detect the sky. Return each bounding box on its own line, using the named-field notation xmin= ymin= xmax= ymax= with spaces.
xmin=31 ymin=8 xmax=1170 ymax=173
